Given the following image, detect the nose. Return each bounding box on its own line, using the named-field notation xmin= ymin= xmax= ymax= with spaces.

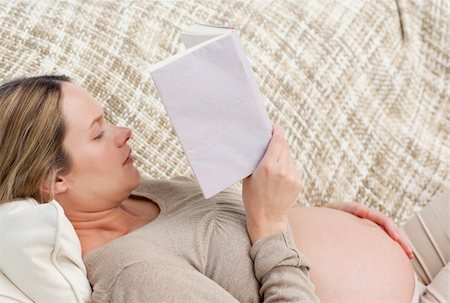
xmin=115 ymin=126 xmax=132 ymax=147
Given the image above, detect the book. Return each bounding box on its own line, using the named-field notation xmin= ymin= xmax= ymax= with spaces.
xmin=150 ymin=24 xmax=272 ymax=198
xmin=180 ymin=23 xmax=235 ymax=48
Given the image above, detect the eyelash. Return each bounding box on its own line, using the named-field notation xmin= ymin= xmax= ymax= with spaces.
xmin=94 ymin=131 xmax=105 ymax=140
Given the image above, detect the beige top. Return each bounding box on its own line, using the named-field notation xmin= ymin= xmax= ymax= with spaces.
xmin=83 ymin=176 xmax=319 ymax=302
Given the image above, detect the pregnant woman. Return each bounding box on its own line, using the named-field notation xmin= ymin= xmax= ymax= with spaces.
xmin=0 ymin=75 xmax=422 ymax=302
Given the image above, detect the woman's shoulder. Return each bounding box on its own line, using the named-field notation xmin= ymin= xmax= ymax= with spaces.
xmin=135 ymin=175 xmax=241 ymax=203
xmin=134 ymin=175 xmax=245 ymax=218
xmin=136 ymin=175 xmax=199 ymax=196
xmin=132 ymin=175 xmax=201 ymax=209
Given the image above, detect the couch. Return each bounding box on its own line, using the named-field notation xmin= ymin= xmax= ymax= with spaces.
xmin=0 ymin=0 xmax=448 ymax=301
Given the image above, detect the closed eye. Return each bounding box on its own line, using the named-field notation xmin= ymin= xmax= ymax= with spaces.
xmin=94 ymin=131 xmax=105 ymax=140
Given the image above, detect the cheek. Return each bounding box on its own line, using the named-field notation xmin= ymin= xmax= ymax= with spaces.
xmin=71 ymin=145 xmax=118 ymax=176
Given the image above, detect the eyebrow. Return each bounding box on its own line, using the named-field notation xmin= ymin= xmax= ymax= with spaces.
xmin=88 ymin=115 xmax=104 ymax=130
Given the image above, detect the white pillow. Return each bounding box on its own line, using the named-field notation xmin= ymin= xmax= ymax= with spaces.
xmin=0 ymin=199 xmax=92 ymax=302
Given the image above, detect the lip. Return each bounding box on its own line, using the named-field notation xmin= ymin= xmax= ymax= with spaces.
xmin=123 ymin=150 xmax=133 ymax=165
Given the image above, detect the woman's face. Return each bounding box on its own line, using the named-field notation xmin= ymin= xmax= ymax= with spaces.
xmin=56 ymin=82 xmax=140 ymax=211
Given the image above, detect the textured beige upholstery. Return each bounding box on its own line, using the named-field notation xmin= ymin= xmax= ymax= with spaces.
xmin=0 ymin=0 xmax=448 ymax=223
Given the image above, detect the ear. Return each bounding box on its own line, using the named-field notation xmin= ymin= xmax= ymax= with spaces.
xmin=40 ymin=175 xmax=69 ymax=197
xmin=54 ymin=176 xmax=69 ymax=195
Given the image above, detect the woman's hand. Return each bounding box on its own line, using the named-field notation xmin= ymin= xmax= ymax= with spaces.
xmin=242 ymin=124 xmax=302 ymax=244
xmin=325 ymin=202 xmax=414 ymax=259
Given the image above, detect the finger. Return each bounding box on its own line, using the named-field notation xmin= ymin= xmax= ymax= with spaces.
xmin=277 ymin=137 xmax=293 ymax=165
xmin=354 ymin=204 xmax=370 ymax=218
xmin=360 ymin=208 xmax=399 ymax=240
xmin=371 ymin=214 xmax=404 ymax=243
xmin=365 ymin=208 xmax=392 ymax=229
xmin=281 ymin=151 xmax=300 ymax=184
xmin=397 ymin=229 xmax=415 ymax=259
xmin=368 ymin=213 xmax=414 ymax=258
xmin=326 ymin=203 xmax=414 ymax=258
xmin=397 ymin=237 xmax=414 ymax=258
xmin=384 ymin=223 xmax=400 ymax=241
xmin=343 ymin=203 xmax=369 ymax=218
xmin=261 ymin=124 xmax=286 ymax=163
xmin=363 ymin=210 xmax=413 ymax=257
xmin=325 ymin=202 xmax=363 ymax=216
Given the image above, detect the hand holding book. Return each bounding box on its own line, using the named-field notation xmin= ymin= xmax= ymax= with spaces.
xmin=243 ymin=124 xmax=302 ymax=244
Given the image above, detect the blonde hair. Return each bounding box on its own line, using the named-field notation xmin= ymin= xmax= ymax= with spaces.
xmin=0 ymin=75 xmax=72 ymax=203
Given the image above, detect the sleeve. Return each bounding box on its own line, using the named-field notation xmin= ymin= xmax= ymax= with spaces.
xmin=100 ymin=262 xmax=239 ymax=303
xmin=250 ymin=230 xmax=320 ymax=303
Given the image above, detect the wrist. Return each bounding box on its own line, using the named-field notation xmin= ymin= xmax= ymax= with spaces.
xmin=246 ymin=216 xmax=289 ymax=244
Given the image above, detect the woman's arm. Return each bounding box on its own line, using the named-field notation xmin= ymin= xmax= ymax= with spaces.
xmin=249 ymin=229 xmax=320 ymax=302
xmin=242 ymin=124 xmax=300 ymax=243
xmin=243 ymin=124 xmax=319 ymax=302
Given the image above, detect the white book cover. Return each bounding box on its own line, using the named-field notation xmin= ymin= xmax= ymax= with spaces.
xmin=150 ymin=31 xmax=272 ymax=198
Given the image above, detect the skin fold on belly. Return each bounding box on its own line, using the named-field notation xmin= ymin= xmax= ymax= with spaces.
xmin=288 ymin=206 xmax=415 ymax=303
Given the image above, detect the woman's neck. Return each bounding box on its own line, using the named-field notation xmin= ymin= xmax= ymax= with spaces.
xmin=68 ymin=204 xmax=141 ymax=234
xmin=67 ymin=197 xmax=159 ymax=256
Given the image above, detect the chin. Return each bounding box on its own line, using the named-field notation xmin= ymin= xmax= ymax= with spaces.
xmin=130 ymin=169 xmax=141 ymax=188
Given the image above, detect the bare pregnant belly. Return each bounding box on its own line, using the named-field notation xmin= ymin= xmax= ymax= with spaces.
xmin=288 ymin=207 xmax=415 ymax=303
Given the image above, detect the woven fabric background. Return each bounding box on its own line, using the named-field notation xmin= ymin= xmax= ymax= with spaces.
xmin=0 ymin=0 xmax=448 ymax=224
